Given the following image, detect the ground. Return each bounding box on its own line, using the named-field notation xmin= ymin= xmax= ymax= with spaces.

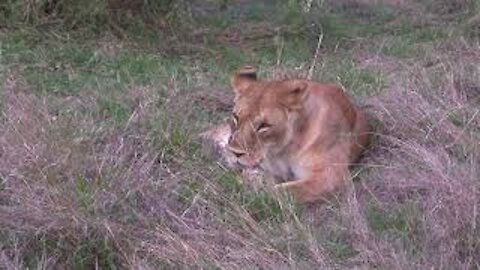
xmin=0 ymin=0 xmax=479 ymax=269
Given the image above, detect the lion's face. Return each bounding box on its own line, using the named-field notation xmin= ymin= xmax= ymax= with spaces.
xmin=226 ymin=66 xmax=308 ymax=168
xmin=227 ymin=95 xmax=290 ymax=168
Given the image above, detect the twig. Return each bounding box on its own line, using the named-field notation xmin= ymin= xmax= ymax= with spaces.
xmin=275 ymin=28 xmax=284 ymax=66
xmin=307 ymin=33 xmax=323 ymax=80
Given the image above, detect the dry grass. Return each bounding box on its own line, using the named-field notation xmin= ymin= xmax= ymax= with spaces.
xmin=2 ymin=44 xmax=479 ymax=268
xmin=1 ymin=0 xmax=479 ymax=269
xmin=358 ymin=41 xmax=480 ymax=268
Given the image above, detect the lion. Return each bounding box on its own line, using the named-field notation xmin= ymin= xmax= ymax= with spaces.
xmin=225 ymin=66 xmax=370 ymax=203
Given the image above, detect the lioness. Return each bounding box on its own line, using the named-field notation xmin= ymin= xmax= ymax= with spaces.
xmin=226 ymin=66 xmax=370 ymax=203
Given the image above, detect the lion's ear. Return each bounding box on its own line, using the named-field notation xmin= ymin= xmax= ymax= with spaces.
xmin=283 ymin=80 xmax=309 ymax=109
xmin=231 ymin=65 xmax=257 ymax=95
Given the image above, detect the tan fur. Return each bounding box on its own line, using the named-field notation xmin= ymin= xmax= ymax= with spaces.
xmin=226 ymin=66 xmax=370 ymax=203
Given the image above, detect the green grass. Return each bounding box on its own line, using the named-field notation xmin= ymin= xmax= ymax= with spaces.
xmin=177 ymin=180 xmax=203 ymax=205
xmin=376 ymin=25 xmax=446 ymax=58
xmin=75 ymin=174 xmax=97 ymax=215
xmin=213 ymin=169 xmax=293 ymax=224
xmin=97 ymin=99 xmax=131 ymax=123
xmin=242 ymin=191 xmax=284 ymax=223
xmin=314 ymin=57 xmax=385 ymax=96
xmin=322 ymin=225 xmax=358 ymax=261
xmin=0 ymin=232 xmax=119 ymax=270
xmin=159 ymin=121 xmax=201 ymax=161
xmin=71 ymin=238 xmax=119 ymax=270
xmin=2 ymin=29 xmax=189 ymax=96
xmin=366 ymin=201 xmax=425 ymax=259
xmin=19 ymin=51 xmax=169 ymax=96
xmin=217 ymin=170 xmax=245 ymax=194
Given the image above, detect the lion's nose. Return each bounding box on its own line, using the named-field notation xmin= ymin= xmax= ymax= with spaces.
xmin=228 ymin=147 xmax=246 ymax=158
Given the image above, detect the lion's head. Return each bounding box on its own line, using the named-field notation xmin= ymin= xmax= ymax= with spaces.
xmin=226 ymin=66 xmax=309 ymax=168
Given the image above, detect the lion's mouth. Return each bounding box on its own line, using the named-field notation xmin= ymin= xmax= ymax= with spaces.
xmin=201 ymin=122 xmax=265 ymax=170
xmin=236 ymin=159 xmax=261 ymax=170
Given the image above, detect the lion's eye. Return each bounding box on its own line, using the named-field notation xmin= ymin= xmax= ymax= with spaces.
xmin=256 ymin=122 xmax=271 ymax=133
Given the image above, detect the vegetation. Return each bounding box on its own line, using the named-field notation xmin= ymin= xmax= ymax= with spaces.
xmin=0 ymin=0 xmax=479 ymax=268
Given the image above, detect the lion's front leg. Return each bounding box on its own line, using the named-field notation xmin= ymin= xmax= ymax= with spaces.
xmin=274 ymin=164 xmax=349 ymax=203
